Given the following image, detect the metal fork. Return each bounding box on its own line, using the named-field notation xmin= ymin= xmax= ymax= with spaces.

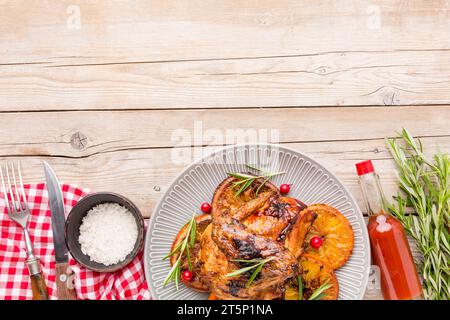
xmin=0 ymin=162 xmax=49 ymax=300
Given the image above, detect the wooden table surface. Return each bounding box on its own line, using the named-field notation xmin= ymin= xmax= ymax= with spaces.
xmin=1 ymin=0 xmax=448 ymax=299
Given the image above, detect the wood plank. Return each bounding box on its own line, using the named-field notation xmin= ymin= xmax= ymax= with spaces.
xmin=2 ymin=1 xmax=450 ymax=111
xmin=0 ymin=106 xmax=448 ymax=216
xmin=0 ymin=106 xmax=448 ymax=158
xmin=2 ymin=0 xmax=450 ymax=64
xmin=2 ymin=50 xmax=450 ymax=111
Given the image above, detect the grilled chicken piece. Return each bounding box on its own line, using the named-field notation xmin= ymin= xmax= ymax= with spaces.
xmin=200 ymin=223 xmax=289 ymax=300
xmin=200 ymin=177 xmax=314 ymax=299
xmin=243 ymin=197 xmax=307 ymax=242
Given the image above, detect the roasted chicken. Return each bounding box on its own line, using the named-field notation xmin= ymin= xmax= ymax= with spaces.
xmin=169 ymin=175 xmax=353 ymax=300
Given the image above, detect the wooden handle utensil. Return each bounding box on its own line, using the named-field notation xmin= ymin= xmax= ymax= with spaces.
xmin=30 ymin=272 xmax=50 ymax=300
xmin=55 ymin=263 xmax=78 ymax=300
xmin=26 ymin=257 xmax=49 ymax=300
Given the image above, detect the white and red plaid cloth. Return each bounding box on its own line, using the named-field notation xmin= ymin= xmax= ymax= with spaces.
xmin=0 ymin=183 xmax=151 ymax=300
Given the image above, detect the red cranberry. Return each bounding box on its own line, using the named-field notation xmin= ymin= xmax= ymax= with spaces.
xmin=310 ymin=236 xmax=323 ymax=249
xmin=279 ymin=184 xmax=291 ymax=194
xmin=181 ymin=270 xmax=193 ymax=282
xmin=200 ymin=202 xmax=211 ymax=213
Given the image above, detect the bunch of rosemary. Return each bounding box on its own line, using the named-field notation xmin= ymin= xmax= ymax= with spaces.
xmin=387 ymin=129 xmax=450 ymax=300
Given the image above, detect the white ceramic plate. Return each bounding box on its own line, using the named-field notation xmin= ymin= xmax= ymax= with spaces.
xmin=144 ymin=144 xmax=370 ymax=300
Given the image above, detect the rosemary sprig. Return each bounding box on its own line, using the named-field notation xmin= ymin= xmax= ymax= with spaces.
xmin=297 ymin=276 xmax=303 ymax=300
xmin=387 ymin=128 xmax=450 ymax=300
xmin=163 ymin=214 xmax=197 ymax=289
xmin=227 ymin=164 xmax=285 ymax=197
xmin=226 ymin=257 xmax=275 ymax=288
xmin=308 ymin=280 xmax=332 ymax=300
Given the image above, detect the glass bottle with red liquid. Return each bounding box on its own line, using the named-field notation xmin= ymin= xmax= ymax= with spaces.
xmin=356 ymin=160 xmax=422 ymax=300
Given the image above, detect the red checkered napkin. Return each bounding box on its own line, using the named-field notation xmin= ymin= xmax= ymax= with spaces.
xmin=0 ymin=183 xmax=151 ymax=300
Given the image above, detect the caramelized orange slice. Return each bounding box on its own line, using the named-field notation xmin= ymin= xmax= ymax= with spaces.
xmin=299 ymin=254 xmax=339 ymax=300
xmin=284 ymin=254 xmax=338 ymax=300
xmin=303 ymin=204 xmax=354 ymax=269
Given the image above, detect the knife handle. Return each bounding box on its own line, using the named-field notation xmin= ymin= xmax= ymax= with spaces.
xmin=55 ymin=263 xmax=78 ymax=300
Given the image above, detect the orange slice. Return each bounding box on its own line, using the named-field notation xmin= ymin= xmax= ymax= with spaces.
xmin=299 ymin=254 xmax=339 ymax=300
xmin=284 ymin=254 xmax=338 ymax=300
xmin=303 ymin=204 xmax=354 ymax=269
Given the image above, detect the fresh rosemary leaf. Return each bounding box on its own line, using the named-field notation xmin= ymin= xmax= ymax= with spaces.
xmin=175 ymin=262 xmax=181 ymax=289
xmin=256 ymin=176 xmax=271 ymax=196
xmin=312 ymin=293 xmax=326 ymax=300
xmin=227 ymin=172 xmax=258 ymax=180
xmin=245 ymin=164 xmax=286 ymax=176
xmin=246 ymin=262 xmax=264 ymax=288
xmin=235 ymin=178 xmax=255 ymax=196
xmin=298 ymin=276 xmax=303 ymax=300
xmin=308 ymin=280 xmax=332 ymax=300
xmin=225 ymin=263 xmax=262 ymax=277
xmin=189 ymin=218 xmax=196 ymax=248
xmin=163 ymin=214 xmax=197 ymax=289
xmin=245 ymin=163 xmax=264 ymax=172
xmin=228 ymin=164 xmax=286 ymax=197
xmin=225 ymin=257 xmax=274 ymax=287
xmin=233 ymin=179 xmax=251 ymax=186
xmin=226 ymin=258 xmax=272 ymax=276
xmin=162 ymin=242 xmax=182 ymax=260
xmin=163 ymin=258 xmax=181 ymax=289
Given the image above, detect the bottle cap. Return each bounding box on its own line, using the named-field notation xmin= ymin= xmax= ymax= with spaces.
xmin=355 ymin=160 xmax=375 ymax=176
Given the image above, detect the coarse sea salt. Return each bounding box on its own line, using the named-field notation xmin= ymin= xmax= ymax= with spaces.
xmin=78 ymin=203 xmax=138 ymax=266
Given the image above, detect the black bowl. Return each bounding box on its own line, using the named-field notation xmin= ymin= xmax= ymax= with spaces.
xmin=65 ymin=192 xmax=145 ymax=272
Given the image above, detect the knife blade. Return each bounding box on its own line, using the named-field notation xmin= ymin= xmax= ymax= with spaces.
xmin=44 ymin=161 xmax=68 ymax=264
xmin=43 ymin=161 xmax=77 ymax=300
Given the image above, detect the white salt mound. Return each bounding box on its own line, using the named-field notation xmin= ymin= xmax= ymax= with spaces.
xmin=78 ymin=203 xmax=138 ymax=266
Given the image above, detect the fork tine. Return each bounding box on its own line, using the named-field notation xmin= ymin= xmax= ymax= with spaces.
xmin=5 ymin=163 xmax=19 ymax=213
xmin=0 ymin=165 xmax=12 ymax=215
xmin=11 ymin=162 xmax=23 ymax=211
xmin=17 ymin=161 xmax=29 ymax=211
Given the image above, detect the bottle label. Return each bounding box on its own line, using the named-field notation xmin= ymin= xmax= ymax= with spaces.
xmin=375 ymin=214 xmax=392 ymax=233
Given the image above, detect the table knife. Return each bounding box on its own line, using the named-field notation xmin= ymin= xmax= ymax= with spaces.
xmin=44 ymin=161 xmax=78 ymax=300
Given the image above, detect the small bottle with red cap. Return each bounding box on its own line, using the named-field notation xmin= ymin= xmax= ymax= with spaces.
xmin=356 ymin=160 xmax=422 ymax=300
